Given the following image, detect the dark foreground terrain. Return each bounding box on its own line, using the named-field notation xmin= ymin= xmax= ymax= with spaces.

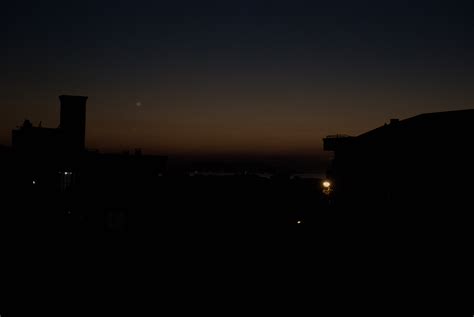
xmin=0 ymin=168 xmax=470 ymax=316
xmin=1 ymin=173 xmax=331 ymax=233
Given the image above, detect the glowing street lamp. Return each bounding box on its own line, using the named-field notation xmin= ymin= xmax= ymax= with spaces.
xmin=322 ymin=180 xmax=332 ymax=195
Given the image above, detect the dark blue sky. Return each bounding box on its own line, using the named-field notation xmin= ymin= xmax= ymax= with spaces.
xmin=2 ymin=0 xmax=473 ymax=161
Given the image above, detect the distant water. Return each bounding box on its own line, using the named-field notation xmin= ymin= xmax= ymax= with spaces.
xmin=188 ymin=171 xmax=325 ymax=179
xmin=290 ymin=173 xmax=325 ymax=179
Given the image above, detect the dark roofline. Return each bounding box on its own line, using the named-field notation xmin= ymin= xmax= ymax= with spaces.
xmin=357 ymin=108 xmax=474 ymax=139
xmin=403 ymin=109 xmax=474 ymax=121
xmin=12 ymin=126 xmax=58 ymax=132
xmin=408 ymin=108 xmax=474 ymax=119
xmin=59 ymin=95 xmax=88 ymax=99
xmin=323 ymin=108 xmax=474 ymax=151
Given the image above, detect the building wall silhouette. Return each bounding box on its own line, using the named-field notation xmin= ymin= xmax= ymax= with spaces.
xmin=323 ymin=109 xmax=474 ymax=211
xmin=59 ymin=95 xmax=87 ymax=152
xmin=4 ymin=95 xmax=167 ymax=233
xmin=12 ymin=95 xmax=88 ymax=154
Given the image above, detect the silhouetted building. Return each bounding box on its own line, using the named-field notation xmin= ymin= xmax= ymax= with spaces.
xmin=59 ymin=95 xmax=87 ymax=152
xmin=11 ymin=119 xmax=62 ymax=153
xmin=12 ymin=95 xmax=87 ymax=154
xmin=4 ymin=95 xmax=167 ymax=233
xmin=323 ymin=109 xmax=474 ymax=211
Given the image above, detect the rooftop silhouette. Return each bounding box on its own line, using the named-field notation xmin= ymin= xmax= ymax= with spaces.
xmin=323 ymin=108 xmax=474 ymax=212
xmin=12 ymin=95 xmax=88 ymax=154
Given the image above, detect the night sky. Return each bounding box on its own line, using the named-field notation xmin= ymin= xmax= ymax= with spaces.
xmin=2 ymin=0 xmax=473 ymax=169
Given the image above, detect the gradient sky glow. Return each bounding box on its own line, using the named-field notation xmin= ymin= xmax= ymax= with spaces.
xmin=2 ymin=0 xmax=473 ymax=167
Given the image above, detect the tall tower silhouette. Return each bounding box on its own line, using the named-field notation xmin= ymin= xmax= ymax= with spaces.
xmin=59 ymin=95 xmax=87 ymax=152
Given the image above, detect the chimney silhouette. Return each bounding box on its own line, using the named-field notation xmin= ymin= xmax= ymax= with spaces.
xmin=59 ymin=95 xmax=87 ymax=151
